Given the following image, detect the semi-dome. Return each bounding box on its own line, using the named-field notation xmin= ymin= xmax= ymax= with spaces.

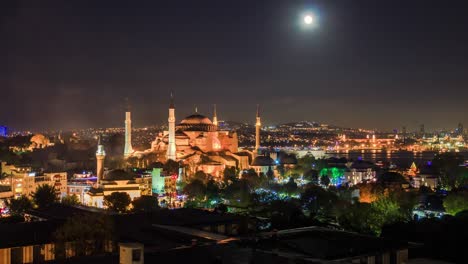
xmin=180 ymin=114 xmax=213 ymax=125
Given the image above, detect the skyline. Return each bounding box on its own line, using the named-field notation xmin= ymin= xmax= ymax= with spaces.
xmin=2 ymin=0 xmax=468 ymax=131
xmin=7 ymin=101 xmax=464 ymax=134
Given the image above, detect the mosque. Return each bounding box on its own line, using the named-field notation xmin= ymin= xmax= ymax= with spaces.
xmin=124 ymin=96 xmax=261 ymax=179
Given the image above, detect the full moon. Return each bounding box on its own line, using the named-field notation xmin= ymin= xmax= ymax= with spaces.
xmin=304 ymin=15 xmax=314 ymax=25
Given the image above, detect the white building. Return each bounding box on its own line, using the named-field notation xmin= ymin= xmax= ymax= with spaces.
xmin=84 ymin=169 xmax=141 ymax=208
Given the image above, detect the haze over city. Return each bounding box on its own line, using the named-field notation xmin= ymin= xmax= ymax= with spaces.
xmin=2 ymin=0 xmax=468 ymax=131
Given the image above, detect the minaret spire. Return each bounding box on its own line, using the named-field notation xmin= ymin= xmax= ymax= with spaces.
xmin=213 ymin=104 xmax=218 ymax=126
xmin=124 ymin=99 xmax=133 ymax=158
xmin=167 ymin=94 xmax=177 ymax=161
xmin=255 ymin=104 xmax=261 ymax=153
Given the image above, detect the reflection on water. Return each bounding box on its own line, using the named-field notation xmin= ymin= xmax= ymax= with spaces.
xmin=326 ymin=150 xmax=468 ymax=168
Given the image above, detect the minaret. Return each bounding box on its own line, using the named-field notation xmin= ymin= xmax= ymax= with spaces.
xmin=213 ymin=104 xmax=218 ymax=127
xmin=255 ymin=104 xmax=261 ymax=153
xmin=96 ymin=135 xmax=106 ymax=185
xmin=124 ymin=106 xmax=133 ymax=158
xmin=166 ymin=93 xmax=177 ymax=161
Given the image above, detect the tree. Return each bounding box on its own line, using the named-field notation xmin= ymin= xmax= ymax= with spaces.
xmin=357 ymin=183 xmax=381 ymax=203
xmin=131 ymin=195 xmax=160 ymax=212
xmin=6 ymin=195 xmax=33 ymax=215
xmin=214 ymin=203 xmax=228 ymax=214
xmin=338 ymin=195 xmax=410 ymax=236
xmin=164 ymin=159 xmax=180 ymax=175
xmin=32 ymin=184 xmax=58 ymax=209
xmin=61 ymin=195 xmax=80 ymax=206
xmin=378 ymin=171 xmax=408 ymax=186
xmin=371 ymin=196 xmax=407 ymax=226
xmin=338 ymin=202 xmax=380 ymax=235
xmin=320 ymin=175 xmax=330 ymax=187
xmin=206 ymin=179 xmax=221 ymax=205
xmin=300 ymin=184 xmax=338 ymax=221
xmin=223 ymin=166 xmax=238 ymax=184
xmin=266 ymin=167 xmax=274 ymax=182
xmin=290 ymin=154 xmax=315 ymax=176
xmin=389 ymin=188 xmax=418 ymax=219
xmin=303 ymin=169 xmax=319 ymax=184
xmin=432 ymin=154 xmax=468 ymax=190
xmin=432 ymin=153 xmax=465 ymax=189
xmin=54 ymin=214 xmax=114 ymax=257
xmin=222 ymin=179 xmax=252 ymax=208
xmin=241 ymin=169 xmax=261 ymax=189
xmin=266 ymin=199 xmax=305 ymax=229
xmin=183 ymin=179 xmax=206 ymax=202
xmin=284 ymin=177 xmax=298 ymax=196
xmin=444 ymin=192 xmax=468 ymax=216
xmin=193 ymin=171 xmax=208 ymax=183
xmin=104 ymin=192 xmax=131 ymax=213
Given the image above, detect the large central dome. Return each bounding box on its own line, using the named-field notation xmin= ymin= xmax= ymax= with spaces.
xmin=180 ymin=114 xmax=213 ymax=125
xmin=178 ymin=113 xmax=217 ymax=132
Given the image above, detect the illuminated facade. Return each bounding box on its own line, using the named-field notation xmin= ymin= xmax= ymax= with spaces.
xmin=149 ymin=96 xmax=246 ymax=178
xmin=0 ymin=162 xmax=67 ymax=199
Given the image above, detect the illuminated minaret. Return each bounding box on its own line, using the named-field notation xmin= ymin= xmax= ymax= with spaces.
xmin=166 ymin=93 xmax=177 ymax=161
xmin=255 ymin=104 xmax=261 ymax=153
xmin=123 ymin=107 xmax=133 ymax=158
xmin=212 ymin=104 xmax=218 ymax=127
xmin=96 ymin=135 xmax=106 ymax=185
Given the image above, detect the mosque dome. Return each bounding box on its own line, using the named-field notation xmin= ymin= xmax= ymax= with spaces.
xmin=180 ymin=114 xmax=213 ymax=125
xmin=252 ymin=155 xmax=275 ymax=166
xmin=103 ymin=169 xmax=135 ymax=181
xmin=178 ymin=113 xmax=217 ymax=132
xmin=30 ymin=134 xmax=50 ymax=149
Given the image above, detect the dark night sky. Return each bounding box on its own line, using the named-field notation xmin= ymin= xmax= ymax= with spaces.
xmin=1 ymin=0 xmax=468 ymax=132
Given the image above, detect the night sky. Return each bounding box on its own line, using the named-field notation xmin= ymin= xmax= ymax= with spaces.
xmin=2 ymin=0 xmax=468 ymax=131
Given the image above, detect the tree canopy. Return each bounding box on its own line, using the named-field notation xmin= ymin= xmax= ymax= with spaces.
xmin=6 ymin=195 xmax=33 ymax=215
xmin=104 ymin=192 xmax=131 ymax=213
xmin=444 ymin=192 xmax=468 ymax=216
xmin=131 ymin=195 xmax=160 ymax=212
xmin=61 ymin=194 xmax=80 ymax=206
xmin=32 ymin=184 xmax=58 ymax=209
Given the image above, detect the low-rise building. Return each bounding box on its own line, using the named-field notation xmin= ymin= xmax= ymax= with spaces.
xmin=84 ymin=170 xmax=141 ymax=208
xmin=344 ymin=160 xmax=376 ymax=186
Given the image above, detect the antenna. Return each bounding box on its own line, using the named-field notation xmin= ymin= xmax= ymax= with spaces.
xmin=124 ymin=97 xmax=131 ymax=112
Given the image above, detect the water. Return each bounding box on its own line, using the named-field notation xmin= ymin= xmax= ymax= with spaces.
xmin=326 ymin=150 xmax=468 ymax=168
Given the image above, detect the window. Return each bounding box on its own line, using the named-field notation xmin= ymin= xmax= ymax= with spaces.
xmin=132 ymin=249 xmax=141 ymax=261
